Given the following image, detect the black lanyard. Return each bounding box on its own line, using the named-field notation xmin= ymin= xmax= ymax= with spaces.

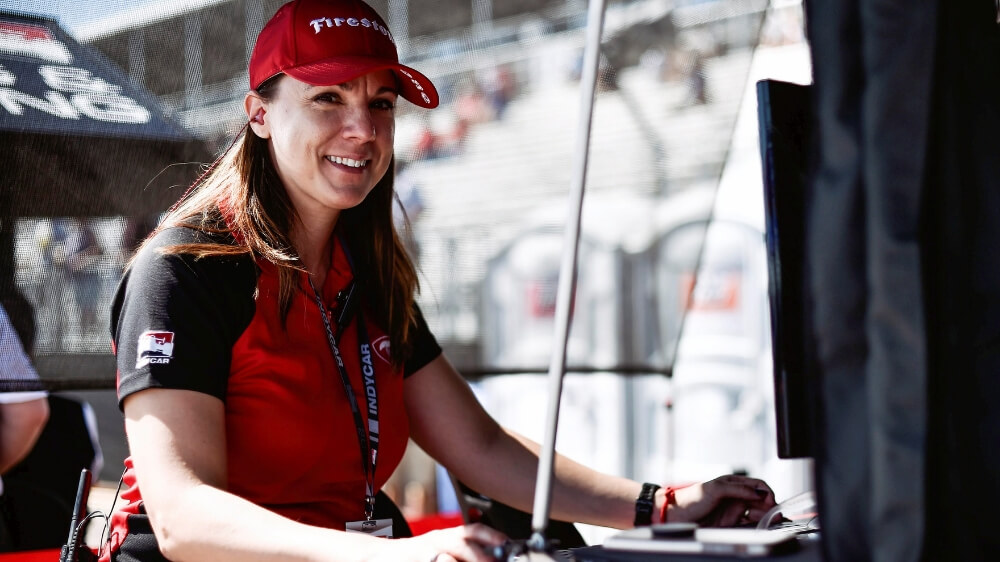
xmin=308 ymin=245 xmax=380 ymax=521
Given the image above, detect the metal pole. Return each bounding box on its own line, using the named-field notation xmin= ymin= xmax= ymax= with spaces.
xmin=527 ymin=0 xmax=607 ymax=551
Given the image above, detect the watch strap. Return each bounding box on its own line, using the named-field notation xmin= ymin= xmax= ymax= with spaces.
xmin=634 ymin=482 xmax=661 ymax=527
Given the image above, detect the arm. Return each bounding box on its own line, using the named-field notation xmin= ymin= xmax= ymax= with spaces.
xmin=125 ymin=388 xmax=347 ymax=561
xmin=125 ymin=388 xmax=504 ymax=562
xmin=404 ymin=355 xmax=777 ymax=529
xmin=0 ymin=397 xmax=49 ymax=474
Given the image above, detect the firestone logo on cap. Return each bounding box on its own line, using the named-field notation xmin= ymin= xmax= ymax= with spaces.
xmin=308 ymin=15 xmax=395 ymax=44
xmin=397 ymin=68 xmax=431 ymax=105
xmin=248 ymin=0 xmax=439 ymax=108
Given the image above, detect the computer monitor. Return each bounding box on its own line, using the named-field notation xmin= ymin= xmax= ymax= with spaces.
xmin=757 ymin=79 xmax=816 ymax=459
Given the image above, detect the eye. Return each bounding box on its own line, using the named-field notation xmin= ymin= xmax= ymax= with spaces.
xmin=371 ymin=98 xmax=396 ymax=111
xmin=313 ymin=92 xmax=340 ymax=103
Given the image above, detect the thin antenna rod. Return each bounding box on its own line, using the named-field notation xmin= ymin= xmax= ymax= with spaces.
xmin=528 ymin=0 xmax=608 ymax=550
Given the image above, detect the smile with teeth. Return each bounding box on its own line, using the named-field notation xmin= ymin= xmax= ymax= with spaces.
xmin=326 ymin=156 xmax=369 ymax=168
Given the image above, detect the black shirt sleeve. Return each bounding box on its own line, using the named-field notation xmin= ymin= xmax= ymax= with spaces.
xmin=403 ymin=305 xmax=442 ymax=377
xmin=110 ymin=227 xmax=257 ymax=409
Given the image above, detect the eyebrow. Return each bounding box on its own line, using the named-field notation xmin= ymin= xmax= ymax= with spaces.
xmin=330 ymin=82 xmax=398 ymax=96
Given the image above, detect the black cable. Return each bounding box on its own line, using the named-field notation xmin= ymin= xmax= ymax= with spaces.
xmin=96 ymin=468 xmax=129 ymax=559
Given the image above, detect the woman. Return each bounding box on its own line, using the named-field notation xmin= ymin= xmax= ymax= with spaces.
xmin=106 ymin=1 xmax=777 ymax=560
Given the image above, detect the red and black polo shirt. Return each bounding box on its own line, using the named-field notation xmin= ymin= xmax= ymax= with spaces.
xmin=104 ymin=224 xmax=440 ymax=560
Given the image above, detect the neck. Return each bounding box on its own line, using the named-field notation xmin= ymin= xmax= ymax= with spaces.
xmin=292 ymin=211 xmax=340 ymax=288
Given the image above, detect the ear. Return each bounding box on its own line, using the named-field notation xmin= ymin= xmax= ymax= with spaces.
xmin=244 ymin=92 xmax=270 ymax=139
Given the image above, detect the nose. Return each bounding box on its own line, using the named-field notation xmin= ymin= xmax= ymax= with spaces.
xmin=342 ymin=107 xmax=377 ymax=143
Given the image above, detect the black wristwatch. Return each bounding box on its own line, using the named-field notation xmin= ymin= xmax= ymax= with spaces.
xmin=634 ymin=482 xmax=661 ymax=527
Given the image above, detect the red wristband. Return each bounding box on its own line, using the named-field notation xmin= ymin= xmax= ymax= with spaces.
xmin=659 ymin=486 xmax=681 ymax=523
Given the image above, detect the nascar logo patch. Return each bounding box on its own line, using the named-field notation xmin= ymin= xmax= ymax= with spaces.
xmin=137 ymin=331 xmax=175 ymax=368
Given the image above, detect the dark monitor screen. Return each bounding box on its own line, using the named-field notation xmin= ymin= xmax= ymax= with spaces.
xmin=757 ymin=79 xmax=815 ymax=459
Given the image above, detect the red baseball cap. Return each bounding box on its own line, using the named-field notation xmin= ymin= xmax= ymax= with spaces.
xmin=249 ymin=0 xmax=439 ymax=108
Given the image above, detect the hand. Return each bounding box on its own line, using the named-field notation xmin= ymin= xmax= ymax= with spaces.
xmin=373 ymin=524 xmax=508 ymax=562
xmin=665 ymin=475 xmax=777 ymax=527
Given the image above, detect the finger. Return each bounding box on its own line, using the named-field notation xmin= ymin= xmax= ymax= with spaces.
xmin=744 ymin=507 xmax=771 ymax=522
xmin=730 ymin=477 xmax=777 ymax=505
xmin=444 ymin=541 xmax=494 ymax=562
xmin=698 ymin=500 xmax=746 ymax=527
xmin=745 ymin=479 xmax=777 ymax=505
xmin=716 ymin=500 xmax=750 ymax=527
xmin=732 ymin=480 xmax=777 ymax=507
xmin=751 ymin=496 xmax=778 ymax=511
xmin=462 ymin=523 xmax=508 ymax=546
xmin=419 ymin=529 xmax=484 ymax=562
xmin=720 ymin=475 xmax=772 ymax=494
xmin=441 ymin=525 xmax=505 ymax=562
xmin=708 ymin=481 xmax=767 ymax=502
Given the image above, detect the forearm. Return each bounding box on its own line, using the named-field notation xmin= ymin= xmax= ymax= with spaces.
xmin=149 ymin=483 xmax=394 ymax=562
xmin=404 ymin=359 xmax=660 ymax=531
xmin=450 ymin=428 xmax=642 ymax=530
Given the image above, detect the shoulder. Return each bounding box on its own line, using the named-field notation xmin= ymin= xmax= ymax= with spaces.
xmin=113 ymin=225 xmax=257 ymax=344
xmin=138 ymin=223 xmax=240 ymax=257
xmin=130 ymin=225 xmax=255 ymax=287
xmin=404 ymin=304 xmax=442 ymax=377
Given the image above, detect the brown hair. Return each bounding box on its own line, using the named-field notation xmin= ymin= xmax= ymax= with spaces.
xmin=138 ymin=75 xmax=420 ymax=365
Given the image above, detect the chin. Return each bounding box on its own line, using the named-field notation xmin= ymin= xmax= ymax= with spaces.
xmin=328 ymin=189 xmax=375 ymax=212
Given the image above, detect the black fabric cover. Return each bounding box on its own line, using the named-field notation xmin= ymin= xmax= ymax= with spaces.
xmin=921 ymin=1 xmax=1000 ymax=559
xmin=804 ymin=0 xmax=1000 ymax=559
xmin=0 ymin=395 xmax=98 ymax=552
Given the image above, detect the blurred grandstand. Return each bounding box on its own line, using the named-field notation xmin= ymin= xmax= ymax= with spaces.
xmin=5 ymin=0 xmax=791 ymax=368
xmin=60 ymin=0 xmax=774 ymax=349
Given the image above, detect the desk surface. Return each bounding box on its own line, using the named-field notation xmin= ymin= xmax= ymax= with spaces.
xmin=570 ymin=535 xmax=822 ymax=562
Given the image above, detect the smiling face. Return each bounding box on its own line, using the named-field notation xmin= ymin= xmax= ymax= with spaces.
xmin=245 ymin=71 xmax=397 ymax=226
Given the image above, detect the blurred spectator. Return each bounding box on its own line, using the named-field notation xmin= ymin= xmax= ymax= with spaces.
xmin=0 ymin=302 xmax=49 ymax=553
xmin=440 ymin=117 xmax=471 ymax=157
xmin=0 ymin=303 xmax=49 ymax=489
xmin=401 ymin=480 xmax=429 ymax=520
xmin=760 ymin=6 xmax=805 ymax=47
xmin=33 ymin=219 xmax=69 ymax=348
xmin=665 ymin=50 xmax=689 ymax=82
xmin=454 ymin=78 xmax=492 ymax=124
xmin=415 ymin=117 xmax=471 ymax=160
xmin=597 ymin=58 xmax=619 ymax=91
xmin=0 ymin=298 xmax=102 ymax=553
xmin=64 ymin=218 xmax=104 ymax=331
xmin=571 ymin=51 xmax=620 ymax=90
xmin=35 ymin=218 xmax=67 ymax=269
xmin=481 ymin=65 xmax=516 ymax=120
xmin=687 ymin=53 xmax=708 ymax=105
xmin=639 ymin=47 xmax=668 ymax=82
xmin=414 ymin=121 xmax=441 ymax=160
xmin=393 ymin=159 xmax=425 ymax=262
